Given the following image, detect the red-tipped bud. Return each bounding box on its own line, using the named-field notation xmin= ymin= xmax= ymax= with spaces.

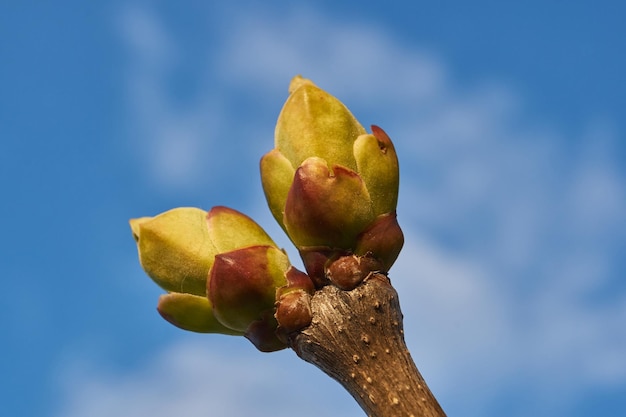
xmin=284 ymin=157 xmax=373 ymax=249
xmin=355 ymin=212 xmax=404 ymax=272
xmin=209 ymin=245 xmax=289 ymax=338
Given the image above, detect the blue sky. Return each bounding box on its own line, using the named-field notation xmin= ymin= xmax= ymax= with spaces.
xmin=2 ymin=1 xmax=625 ymax=416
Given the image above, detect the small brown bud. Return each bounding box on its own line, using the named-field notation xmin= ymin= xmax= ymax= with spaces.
xmin=326 ymin=255 xmax=383 ymax=290
xmin=275 ymin=290 xmax=313 ymax=341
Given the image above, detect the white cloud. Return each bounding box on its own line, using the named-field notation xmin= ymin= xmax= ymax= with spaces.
xmin=218 ymin=7 xmax=447 ymax=106
xmin=55 ymin=339 xmax=363 ymax=417
xmin=118 ymin=5 xmax=176 ymax=66
xmin=118 ymin=6 xmax=226 ymax=191
xmin=106 ymin=3 xmax=626 ymax=417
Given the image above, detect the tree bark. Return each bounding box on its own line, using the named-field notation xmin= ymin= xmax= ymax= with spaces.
xmin=290 ymin=273 xmax=446 ymax=417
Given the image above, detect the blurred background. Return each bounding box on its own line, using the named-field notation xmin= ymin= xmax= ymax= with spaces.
xmin=2 ymin=1 xmax=625 ymax=416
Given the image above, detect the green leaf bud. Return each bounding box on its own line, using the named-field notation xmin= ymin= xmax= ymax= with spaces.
xmin=206 ymin=205 xmax=277 ymax=252
xmin=130 ymin=207 xmax=215 ymax=296
xmin=157 ymin=292 xmax=243 ymax=335
xmin=275 ymin=75 xmax=366 ymax=171
xmin=353 ymin=126 xmax=400 ymax=216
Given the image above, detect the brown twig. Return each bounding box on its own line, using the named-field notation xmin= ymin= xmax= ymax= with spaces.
xmin=290 ymin=273 xmax=446 ymax=417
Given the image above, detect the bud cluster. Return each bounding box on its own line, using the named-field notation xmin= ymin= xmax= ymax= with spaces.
xmin=131 ymin=76 xmax=403 ymax=351
xmin=131 ymin=206 xmax=312 ymax=351
xmin=261 ymin=76 xmax=403 ymax=289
